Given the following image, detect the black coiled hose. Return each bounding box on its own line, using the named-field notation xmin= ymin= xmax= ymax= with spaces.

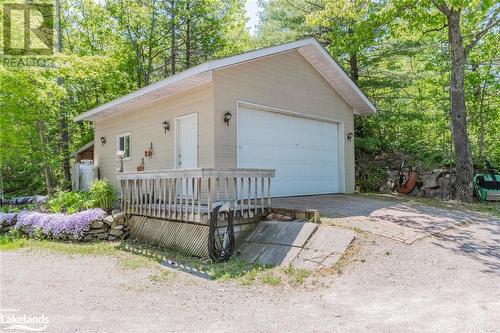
xmin=208 ymin=204 xmax=235 ymax=262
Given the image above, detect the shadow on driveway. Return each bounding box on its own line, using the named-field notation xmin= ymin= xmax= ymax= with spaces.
xmin=273 ymin=194 xmax=500 ymax=273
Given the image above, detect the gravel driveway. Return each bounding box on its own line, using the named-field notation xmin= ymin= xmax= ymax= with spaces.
xmin=1 ymin=202 xmax=499 ymax=332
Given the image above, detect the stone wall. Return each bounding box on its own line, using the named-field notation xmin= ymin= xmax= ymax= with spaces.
xmin=380 ymin=168 xmax=456 ymax=200
xmin=0 ymin=211 xmax=130 ymax=242
xmin=84 ymin=212 xmax=130 ymax=241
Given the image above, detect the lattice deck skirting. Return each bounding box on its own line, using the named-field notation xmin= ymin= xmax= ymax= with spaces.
xmin=128 ymin=215 xmax=258 ymax=257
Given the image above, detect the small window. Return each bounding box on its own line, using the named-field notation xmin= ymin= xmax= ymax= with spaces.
xmin=117 ymin=133 xmax=131 ymax=159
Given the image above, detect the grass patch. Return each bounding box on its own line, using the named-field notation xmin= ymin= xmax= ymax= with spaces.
xmin=149 ymin=269 xmax=176 ymax=284
xmin=119 ymin=256 xmax=153 ymax=269
xmin=0 ymin=232 xmax=26 ymax=250
xmin=259 ymin=271 xmax=282 ymax=286
xmin=0 ymin=232 xmax=118 ymax=255
xmin=120 ymin=240 xmax=315 ymax=287
xmin=0 ymin=234 xmax=313 ymax=287
xmin=282 ymin=265 xmax=311 ymax=285
xmin=119 ymin=240 xmax=273 ymax=284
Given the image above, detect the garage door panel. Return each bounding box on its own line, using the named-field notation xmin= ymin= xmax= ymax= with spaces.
xmin=238 ymin=107 xmax=339 ymax=197
xmin=240 ymin=142 xmax=338 ymax=163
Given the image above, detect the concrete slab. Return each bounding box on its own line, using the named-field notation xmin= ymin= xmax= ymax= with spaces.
xmin=305 ymin=227 xmax=356 ymax=253
xmin=271 ymin=222 xmax=318 ymax=247
xmin=292 ymin=249 xmax=327 ymax=269
xmin=292 ymin=245 xmax=346 ymax=269
xmin=246 ymin=221 xmax=287 ymax=243
xmin=239 ymin=222 xmax=354 ymax=269
xmin=321 ymin=254 xmax=343 ymax=267
xmin=256 ymin=244 xmax=302 ymax=267
xmin=292 ymin=257 xmax=323 ymax=270
xmin=237 ymin=242 xmax=267 ymax=263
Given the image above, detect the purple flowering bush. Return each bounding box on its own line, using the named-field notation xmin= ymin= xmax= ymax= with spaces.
xmin=0 ymin=213 xmax=17 ymax=227
xmin=15 ymin=208 xmax=106 ymax=240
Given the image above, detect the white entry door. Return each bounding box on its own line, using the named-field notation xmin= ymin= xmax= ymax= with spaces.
xmin=238 ymin=106 xmax=340 ymax=197
xmin=175 ymin=113 xmax=197 ymax=169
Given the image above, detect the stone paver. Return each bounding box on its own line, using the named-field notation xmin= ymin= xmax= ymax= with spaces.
xmin=246 ymin=221 xmax=286 ymax=243
xmin=237 ymin=242 xmax=267 ymax=263
xmin=292 ymin=249 xmax=328 ymax=269
xmin=256 ymin=244 xmax=302 ymax=266
xmin=305 ymin=227 xmax=356 ymax=253
xmin=291 ymin=227 xmax=356 ymax=269
xmin=272 ymin=221 xmax=318 ymax=247
xmin=238 ymin=221 xmax=355 ymax=269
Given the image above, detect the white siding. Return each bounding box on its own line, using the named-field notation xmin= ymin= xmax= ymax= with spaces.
xmin=94 ymin=84 xmax=214 ymax=188
xmin=214 ymin=50 xmax=355 ymax=192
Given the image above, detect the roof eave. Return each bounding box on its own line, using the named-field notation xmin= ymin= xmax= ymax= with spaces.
xmin=74 ymin=37 xmax=376 ymax=121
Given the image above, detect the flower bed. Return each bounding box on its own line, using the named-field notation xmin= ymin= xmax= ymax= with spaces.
xmin=0 ymin=209 xmax=129 ymax=242
xmin=0 ymin=212 xmax=17 ymax=228
xmin=16 ymin=208 xmax=106 ymax=240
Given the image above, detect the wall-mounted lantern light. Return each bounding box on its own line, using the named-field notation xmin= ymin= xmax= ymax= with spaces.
xmin=224 ymin=112 xmax=232 ymax=126
xmin=162 ymin=120 xmax=170 ymax=133
xmin=116 ymin=151 xmax=125 ymax=173
xmin=145 ymin=142 xmax=153 ymax=158
xmin=347 ymin=132 xmax=353 ymax=142
xmin=100 ymin=136 xmax=106 ymax=145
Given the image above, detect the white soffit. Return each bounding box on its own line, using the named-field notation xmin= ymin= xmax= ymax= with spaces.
xmin=74 ymin=71 xmax=213 ymax=121
xmin=74 ymin=38 xmax=375 ymax=122
xmin=298 ymin=43 xmax=376 ymax=115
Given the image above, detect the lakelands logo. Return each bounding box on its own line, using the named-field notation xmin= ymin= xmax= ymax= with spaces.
xmin=2 ymin=2 xmax=55 ymax=68
xmin=0 ymin=309 xmax=49 ymax=332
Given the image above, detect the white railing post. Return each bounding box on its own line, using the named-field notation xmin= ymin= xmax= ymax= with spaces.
xmin=116 ymin=168 xmax=275 ymax=222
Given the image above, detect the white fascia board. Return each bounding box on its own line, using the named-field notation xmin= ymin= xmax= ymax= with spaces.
xmin=309 ymin=39 xmax=376 ymax=114
xmin=74 ymin=37 xmax=375 ymax=121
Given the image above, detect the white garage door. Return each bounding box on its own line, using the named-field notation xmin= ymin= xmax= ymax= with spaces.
xmin=238 ymin=106 xmax=340 ymax=197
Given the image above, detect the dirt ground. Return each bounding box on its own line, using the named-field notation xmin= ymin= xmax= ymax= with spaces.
xmin=1 ymin=201 xmax=499 ymax=332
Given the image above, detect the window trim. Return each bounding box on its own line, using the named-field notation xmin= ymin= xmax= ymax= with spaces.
xmin=116 ymin=132 xmax=131 ymax=160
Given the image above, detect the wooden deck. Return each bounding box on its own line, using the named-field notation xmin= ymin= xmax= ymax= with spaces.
xmin=117 ymin=168 xmax=276 ymax=224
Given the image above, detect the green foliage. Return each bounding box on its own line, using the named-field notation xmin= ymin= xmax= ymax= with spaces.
xmin=1 ymin=0 xmax=498 ymax=197
xmin=282 ymin=265 xmax=311 ymax=285
xmin=1 ymin=0 xmax=248 ymax=197
xmin=88 ymin=180 xmax=118 ymax=212
xmin=0 ymin=230 xmax=25 ymax=251
xmin=48 ymin=191 xmax=90 ymax=214
xmin=356 ymin=161 xmax=387 ymax=193
xmin=1 ymin=205 xmax=34 ymax=213
xmin=257 ymin=0 xmax=499 ymax=191
xmin=32 ymin=227 xmax=46 ymax=240
xmin=47 ymin=180 xmax=116 ymax=213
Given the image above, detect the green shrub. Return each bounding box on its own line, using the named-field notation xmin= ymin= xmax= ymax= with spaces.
xmin=48 ymin=191 xmax=90 ymax=213
xmin=88 ymin=180 xmax=118 ymax=212
xmin=46 ymin=180 xmax=117 ymax=213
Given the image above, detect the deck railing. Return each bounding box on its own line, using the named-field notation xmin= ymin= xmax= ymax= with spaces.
xmin=117 ymin=168 xmax=275 ymax=223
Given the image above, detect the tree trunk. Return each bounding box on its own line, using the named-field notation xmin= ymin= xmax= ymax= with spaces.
xmin=37 ymin=121 xmax=54 ymax=194
xmin=185 ymin=0 xmax=191 ymax=68
xmin=446 ymin=10 xmax=473 ymax=202
xmin=478 ymin=59 xmax=493 ymax=161
xmin=170 ymin=0 xmax=176 ymax=75
xmin=59 ymin=108 xmax=71 ymax=187
xmin=56 ymin=0 xmax=71 ymax=189
xmin=185 ymin=19 xmax=191 ymax=68
xmin=349 ymin=53 xmax=359 ymax=83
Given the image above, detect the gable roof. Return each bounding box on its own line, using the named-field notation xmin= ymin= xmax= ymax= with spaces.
xmin=74 ymin=38 xmax=376 ymax=122
xmin=70 ymin=140 xmax=94 ymax=157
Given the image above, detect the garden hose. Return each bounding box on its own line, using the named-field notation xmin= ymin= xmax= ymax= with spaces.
xmin=208 ymin=202 xmax=235 ymax=262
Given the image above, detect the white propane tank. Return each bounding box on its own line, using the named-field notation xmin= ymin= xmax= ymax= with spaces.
xmin=79 ymin=160 xmax=97 ymax=191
